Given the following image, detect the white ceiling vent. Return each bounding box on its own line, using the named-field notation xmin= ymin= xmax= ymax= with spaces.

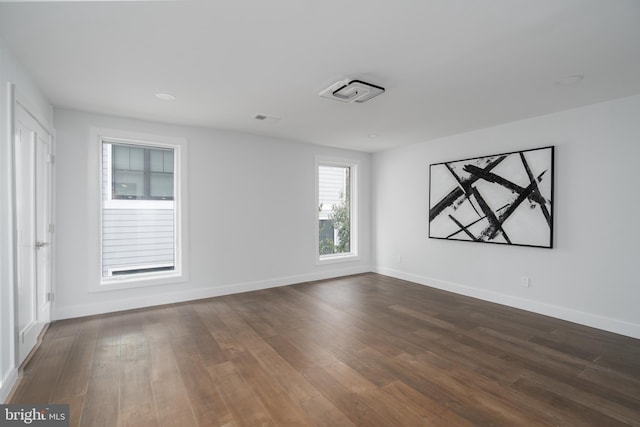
xmin=319 ymin=79 xmax=385 ymax=103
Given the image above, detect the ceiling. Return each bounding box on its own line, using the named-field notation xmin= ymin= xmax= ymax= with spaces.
xmin=0 ymin=0 xmax=639 ymax=152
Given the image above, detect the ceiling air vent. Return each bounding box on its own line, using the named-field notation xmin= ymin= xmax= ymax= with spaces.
xmin=319 ymin=79 xmax=385 ymax=103
xmin=253 ymin=114 xmax=280 ymax=123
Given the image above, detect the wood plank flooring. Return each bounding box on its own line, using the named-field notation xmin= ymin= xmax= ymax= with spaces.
xmin=9 ymin=273 xmax=640 ymax=426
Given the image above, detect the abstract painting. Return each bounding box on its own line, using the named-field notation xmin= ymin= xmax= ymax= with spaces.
xmin=429 ymin=146 xmax=554 ymax=248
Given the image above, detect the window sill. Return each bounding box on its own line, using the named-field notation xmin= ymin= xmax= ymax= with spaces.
xmin=93 ymin=270 xmax=187 ymax=292
xmin=317 ymin=253 xmax=360 ymax=265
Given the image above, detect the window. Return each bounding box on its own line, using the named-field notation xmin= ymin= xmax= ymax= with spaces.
xmin=93 ymin=134 xmax=186 ymax=288
xmin=317 ymin=159 xmax=358 ymax=262
xmin=112 ymin=144 xmax=174 ymax=200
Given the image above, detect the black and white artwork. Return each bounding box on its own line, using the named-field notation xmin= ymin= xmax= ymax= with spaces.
xmin=429 ymin=146 xmax=554 ymax=248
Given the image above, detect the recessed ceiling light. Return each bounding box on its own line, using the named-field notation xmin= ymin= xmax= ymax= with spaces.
xmin=555 ymin=75 xmax=584 ymax=86
xmin=368 ymin=134 xmax=378 ymax=138
xmin=155 ymin=93 xmax=176 ymax=101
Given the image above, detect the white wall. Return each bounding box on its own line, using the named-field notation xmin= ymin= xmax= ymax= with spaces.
xmin=53 ymin=108 xmax=372 ymax=319
xmin=0 ymin=37 xmax=53 ymax=401
xmin=373 ymin=94 xmax=640 ymax=339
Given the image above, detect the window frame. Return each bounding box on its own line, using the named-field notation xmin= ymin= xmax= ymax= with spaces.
xmin=88 ymin=128 xmax=189 ymax=292
xmin=315 ymin=156 xmax=359 ymax=264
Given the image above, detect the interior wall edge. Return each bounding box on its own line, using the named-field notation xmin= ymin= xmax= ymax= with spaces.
xmin=53 ymin=264 xmax=372 ymax=321
xmin=374 ymin=267 xmax=640 ymax=340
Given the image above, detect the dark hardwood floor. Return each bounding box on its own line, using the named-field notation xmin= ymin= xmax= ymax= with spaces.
xmin=9 ymin=273 xmax=640 ymax=426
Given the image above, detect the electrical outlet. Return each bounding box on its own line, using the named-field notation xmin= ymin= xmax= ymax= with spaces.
xmin=396 ymin=254 xmax=402 ymax=265
xmin=520 ymin=276 xmax=531 ymax=288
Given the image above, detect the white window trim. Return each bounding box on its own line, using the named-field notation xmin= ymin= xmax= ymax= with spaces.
xmin=315 ymin=156 xmax=360 ymax=264
xmin=88 ymin=128 xmax=189 ymax=292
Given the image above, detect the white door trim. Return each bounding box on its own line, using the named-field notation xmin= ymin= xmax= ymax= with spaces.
xmin=11 ymin=83 xmax=55 ymax=367
xmin=6 ymin=81 xmax=18 ymax=378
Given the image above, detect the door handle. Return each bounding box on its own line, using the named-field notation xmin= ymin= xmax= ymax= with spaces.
xmin=35 ymin=241 xmax=49 ymax=249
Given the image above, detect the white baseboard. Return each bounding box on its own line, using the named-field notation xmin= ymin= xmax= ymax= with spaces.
xmin=54 ymin=265 xmax=372 ymax=320
xmin=374 ymin=267 xmax=640 ymax=340
xmin=0 ymin=368 xmax=18 ymax=403
xmin=53 ymin=264 xmax=640 ymax=339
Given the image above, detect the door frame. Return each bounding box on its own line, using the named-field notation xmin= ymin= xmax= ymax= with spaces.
xmin=9 ymin=82 xmax=56 ymax=367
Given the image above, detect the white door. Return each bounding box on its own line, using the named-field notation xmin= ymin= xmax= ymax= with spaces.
xmin=14 ymin=104 xmax=53 ymax=366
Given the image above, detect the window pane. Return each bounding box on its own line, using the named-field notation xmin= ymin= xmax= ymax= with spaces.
xmin=102 ymin=207 xmax=175 ymax=277
xmin=102 ymin=141 xmax=177 ymax=278
xmin=318 ymin=165 xmax=351 ymax=256
xmin=113 ymin=145 xmax=130 ymax=169
xmin=114 ymin=170 xmax=144 ymax=198
xmin=150 ymin=172 xmax=173 ymax=199
xmin=129 ymin=147 xmax=145 ymax=171
xmin=164 ymin=151 xmax=174 ymax=173
xmin=319 ymin=219 xmax=335 ymax=255
xmin=111 ymin=144 xmax=174 ymax=201
xmin=149 ymin=149 xmax=165 ymax=172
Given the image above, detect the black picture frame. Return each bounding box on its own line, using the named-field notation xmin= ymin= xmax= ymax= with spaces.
xmin=428 ymin=146 xmax=554 ymax=248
